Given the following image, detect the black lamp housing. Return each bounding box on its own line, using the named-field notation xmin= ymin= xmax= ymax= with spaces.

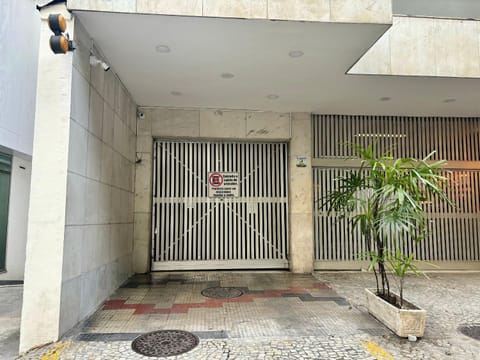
xmin=47 ymin=13 xmax=75 ymax=54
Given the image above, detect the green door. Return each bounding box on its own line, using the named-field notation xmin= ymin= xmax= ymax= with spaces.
xmin=0 ymin=153 xmax=12 ymax=271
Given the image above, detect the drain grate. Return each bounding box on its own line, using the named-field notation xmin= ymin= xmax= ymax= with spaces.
xmin=131 ymin=330 xmax=199 ymax=357
xmin=458 ymin=324 xmax=480 ymax=341
xmin=201 ymin=287 xmax=244 ymax=299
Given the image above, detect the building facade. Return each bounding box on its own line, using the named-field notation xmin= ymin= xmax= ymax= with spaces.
xmin=16 ymin=0 xmax=480 ymax=353
xmin=0 ymin=0 xmax=39 ymax=281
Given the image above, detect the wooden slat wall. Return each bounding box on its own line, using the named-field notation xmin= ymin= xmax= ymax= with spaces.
xmin=312 ymin=115 xmax=480 ymax=264
xmin=313 ymin=114 xmax=480 ymax=161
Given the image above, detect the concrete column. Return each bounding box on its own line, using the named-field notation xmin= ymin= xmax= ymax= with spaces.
xmin=133 ymin=113 xmax=152 ymax=274
xmin=19 ymin=9 xmax=74 ymax=353
xmin=288 ymin=113 xmax=314 ymax=273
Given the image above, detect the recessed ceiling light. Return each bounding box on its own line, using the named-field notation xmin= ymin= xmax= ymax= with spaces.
xmin=267 ymin=94 xmax=279 ymax=100
xmin=289 ymin=50 xmax=304 ymax=58
xmin=221 ymin=72 xmax=235 ymax=79
xmin=443 ymin=98 xmax=456 ymax=103
xmin=155 ymin=44 xmax=170 ymax=53
xmin=170 ymin=91 xmax=182 ymax=96
xmin=380 ymin=97 xmax=391 ymax=101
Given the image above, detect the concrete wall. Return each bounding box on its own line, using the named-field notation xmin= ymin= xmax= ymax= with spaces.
xmin=60 ymin=19 xmax=137 ymax=335
xmin=134 ymin=108 xmax=313 ymax=274
xmin=67 ymin=0 xmax=392 ymax=24
xmin=21 ymin=8 xmax=136 ymax=351
xmin=0 ymin=0 xmax=39 ymax=156
xmin=350 ymin=15 xmax=480 ymax=78
xmin=21 ymin=6 xmax=75 ymax=351
xmin=0 ymin=156 xmax=31 ymax=280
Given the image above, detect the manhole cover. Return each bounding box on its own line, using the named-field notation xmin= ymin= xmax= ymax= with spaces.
xmin=201 ymin=287 xmax=244 ymax=299
xmin=131 ymin=330 xmax=199 ymax=357
xmin=458 ymin=324 xmax=480 ymax=340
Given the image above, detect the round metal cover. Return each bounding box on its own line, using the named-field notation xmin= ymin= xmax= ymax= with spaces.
xmin=131 ymin=330 xmax=199 ymax=357
xmin=458 ymin=324 xmax=480 ymax=341
xmin=201 ymin=287 xmax=244 ymax=299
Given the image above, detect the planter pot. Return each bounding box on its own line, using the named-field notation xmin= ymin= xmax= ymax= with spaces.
xmin=365 ymin=288 xmax=426 ymax=337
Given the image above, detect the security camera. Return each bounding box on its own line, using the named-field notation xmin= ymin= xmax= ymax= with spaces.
xmin=90 ymin=55 xmax=110 ymax=71
xmin=137 ymin=111 xmax=145 ymax=119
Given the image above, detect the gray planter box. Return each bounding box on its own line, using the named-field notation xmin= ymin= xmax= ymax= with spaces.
xmin=365 ymin=288 xmax=426 ymax=337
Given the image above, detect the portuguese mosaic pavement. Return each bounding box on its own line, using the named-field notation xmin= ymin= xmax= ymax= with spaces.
xmin=15 ymin=272 xmax=480 ymax=359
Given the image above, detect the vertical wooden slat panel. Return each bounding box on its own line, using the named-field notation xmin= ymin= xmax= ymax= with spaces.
xmin=312 ymin=115 xmax=480 ymax=265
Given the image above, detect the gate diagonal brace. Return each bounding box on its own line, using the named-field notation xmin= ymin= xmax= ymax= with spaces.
xmin=223 ymin=201 xmax=285 ymax=258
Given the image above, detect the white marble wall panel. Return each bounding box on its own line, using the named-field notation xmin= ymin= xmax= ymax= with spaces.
xmin=137 ymin=115 xmax=152 ymax=136
xmin=79 ymin=270 xmax=97 ymax=318
xmin=68 ymin=0 xmax=391 ymax=24
xmin=288 ymin=113 xmax=313 ymax=273
xmin=62 ymin=226 xmax=84 ymax=281
xmin=150 ymin=109 xmax=200 ymax=137
xmin=68 ymin=120 xmax=88 ymax=176
xmin=90 ymin=53 xmax=104 ymax=97
xmin=60 ymin=16 xmax=137 ymax=344
xmin=59 ymin=277 xmax=81 ymax=336
xmin=70 ymin=68 xmax=90 ymax=129
xmin=268 ymin=0 xmax=330 ymax=22
xmin=103 ymin=70 xmax=116 ymax=109
xmin=390 ymin=16 xmax=435 ymax=77
xmin=136 ymin=135 xmax=153 ymax=153
xmin=246 ymin=112 xmax=290 ymax=139
xmin=199 ymin=110 xmax=246 ymax=138
xmin=348 ymin=29 xmax=391 ymax=75
xmin=134 ymin=154 xmax=151 ymax=213
xmin=351 ymin=16 xmax=480 ymax=78
xmin=65 ymin=173 xmax=86 ymax=225
xmin=71 ymin=21 xmax=90 ymax=80
xmin=133 ymin=212 xmax=151 ymax=272
xmin=136 ymin=0 xmax=202 ymax=16
xmin=331 ymin=0 xmax=391 ymax=24
xmin=89 ymin=88 xmax=104 ymax=138
xmin=203 ymin=0 xmax=267 ymax=19
xmin=102 ymin=106 xmax=115 ymax=146
xmin=86 ymin=134 xmax=103 ymax=181
xmin=100 ymin=144 xmax=113 ymax=184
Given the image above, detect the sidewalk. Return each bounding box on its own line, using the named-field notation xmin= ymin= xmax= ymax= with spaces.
xmin=0 ymin=285 xmax=22 ymax=360
xmin=316 ymin=271 xmax=480 ymax=359
xmin=16 ymin=271 xmax=480 ymax=359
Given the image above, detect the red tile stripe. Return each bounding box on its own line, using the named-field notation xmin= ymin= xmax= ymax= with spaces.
xmin=102 ymin=284 xmax=332 ymax=315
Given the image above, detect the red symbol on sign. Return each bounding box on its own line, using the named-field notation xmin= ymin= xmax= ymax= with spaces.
xmin=209 ymin=172 xmax=224 ymax=187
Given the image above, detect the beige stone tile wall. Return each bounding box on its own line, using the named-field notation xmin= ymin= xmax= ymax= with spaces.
xmin=288 ymin=113 xmax=313 ymax=273
xmin=67 ymin=0 xmax=392 ymax=24
xmin=133 ymin=108 xmax=314 ymax=274
xmin=350 ymin=16 xmax=480 ymax=78
xmin=60 ymin=19 xmax=137 ymax=335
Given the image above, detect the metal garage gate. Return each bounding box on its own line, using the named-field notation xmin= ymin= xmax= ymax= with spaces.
xmin=313 ymin=114 xmax=480 ymax=270
xmin=151 ymin=140 xmax=289 ymax=270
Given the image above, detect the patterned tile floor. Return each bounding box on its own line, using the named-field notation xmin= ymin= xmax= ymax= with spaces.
xmin=77 ymin=272 xmax=386 ymax=340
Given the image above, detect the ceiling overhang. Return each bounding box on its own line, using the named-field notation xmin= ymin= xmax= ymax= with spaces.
xmin=74 ymin=11 xmax=480 ymax=116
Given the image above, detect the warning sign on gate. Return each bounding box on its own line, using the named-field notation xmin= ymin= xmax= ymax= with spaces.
xmin=208 ymin=172 xmax=239 ymax=198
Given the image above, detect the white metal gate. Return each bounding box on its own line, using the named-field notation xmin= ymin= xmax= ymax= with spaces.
xmin=312 ymin=114 xmax=480 ymax=270
xmin=151 ymin=140 xmax=289 ymax=270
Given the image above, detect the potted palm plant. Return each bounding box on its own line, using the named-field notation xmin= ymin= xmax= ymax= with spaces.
xmin=323 ymin=143 xmax=451 ymax=337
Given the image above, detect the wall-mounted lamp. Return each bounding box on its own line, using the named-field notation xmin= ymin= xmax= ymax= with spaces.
xmin=90 ymin=55 xmax=110 ymax=71
xmin=48 ymin=14 xmax=75 ymax=54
